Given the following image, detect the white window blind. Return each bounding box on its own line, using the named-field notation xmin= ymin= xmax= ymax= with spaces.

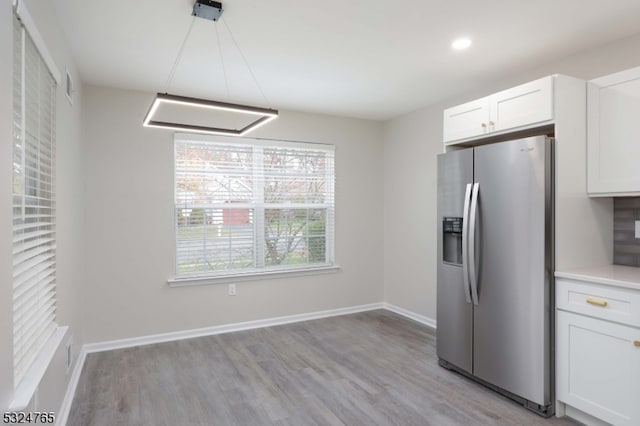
xmin=175 ymin=136 xmax=335 ymax=278
xmin=12 ymin=14 xmax=57 ymax=386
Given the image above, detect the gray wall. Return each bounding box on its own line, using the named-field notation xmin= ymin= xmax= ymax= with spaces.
xmin=80 ymin=85 xmax=385 ymax=343
xmin=383 ymin=32 xmax=640 ymax=322
xmin=382 ymin=105 xmax=441 ymax=316
xmin=1 ymin=0 xmax=85 ymax=413
xmin=614 ymin=198 xmax=640 ymax=266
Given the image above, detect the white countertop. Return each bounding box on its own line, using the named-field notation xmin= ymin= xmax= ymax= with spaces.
xmin=555 ymin=264 xmax=640 ymax=291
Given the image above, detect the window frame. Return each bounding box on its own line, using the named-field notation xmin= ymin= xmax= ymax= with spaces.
xmin=170 ymin=133 xmax=337 ymax=286
xmin=11 ymin=10 xmax=60 ymax=394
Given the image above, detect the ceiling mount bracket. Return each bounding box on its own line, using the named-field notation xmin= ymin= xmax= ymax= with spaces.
xmin=192 ymin=0 xmax=223 ymax=22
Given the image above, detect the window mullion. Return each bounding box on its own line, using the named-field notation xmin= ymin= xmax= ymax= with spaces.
xmin=173 ymin=142 xmax=179 ymax=274
xmin=325 ymin=154 xmax=334 ymax=263
xmin=253 ymin=147 xmax=265 ymax=268
xmin=305 ymin=208 xmax=310 ymax=263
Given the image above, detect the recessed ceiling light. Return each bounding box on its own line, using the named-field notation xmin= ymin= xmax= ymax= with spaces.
xmin=452 ymin=37 xmax=472 ymax=50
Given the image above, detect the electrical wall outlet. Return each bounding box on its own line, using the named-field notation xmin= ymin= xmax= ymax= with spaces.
xmin=228 ymin=284 xmax=236 ymax=296
xmin=636 ymin=220 xmax=640 ymax=239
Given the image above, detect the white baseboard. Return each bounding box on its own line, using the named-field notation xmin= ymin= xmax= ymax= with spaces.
xmin=83 ymin=302 xmax=385 ymax=354
xmin=55 ymin=346 xmax=87 ymax=426
xmin=383 ymin=303 xmax=437 ymax=329
xmin=57 ymin=302 xmax=434 ymax=425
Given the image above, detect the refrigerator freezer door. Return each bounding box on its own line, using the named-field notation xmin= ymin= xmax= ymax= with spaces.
xmin=472 ymin=136 xmax=552 ymax=406
xmin=437 ymin=149 xmax=474 ymax=373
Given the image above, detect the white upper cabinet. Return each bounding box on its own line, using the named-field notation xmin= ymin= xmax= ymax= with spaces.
xmin=588 ymin=66 xmax=640 ymax=196
xmin=442 ymin=98 xmax=490 ymax=142
xmin=443 ymin=76 xmax=554 ymax=145
xmin=489 ymin=77 xmax=554 ymax=133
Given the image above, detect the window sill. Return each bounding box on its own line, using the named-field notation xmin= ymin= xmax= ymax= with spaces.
xmin=168 ymin=264 xmax=341 ymax=287
xmin=10 ymin=326 xmax=68 ymax=411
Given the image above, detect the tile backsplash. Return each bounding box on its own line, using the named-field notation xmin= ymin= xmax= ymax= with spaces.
xmin=614 ymin=198 xmax=640 ymax=267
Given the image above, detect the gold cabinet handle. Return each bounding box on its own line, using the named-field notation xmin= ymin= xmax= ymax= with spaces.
xmin=634 ymin=341 xmax=640 ymax=347
xmin=481 ymin=122 xmax=487 ymax=128
xmin=489 ymin=120 xmax=495 ymax=126
xmin=586 ymin=297 xmax=608 ymax=307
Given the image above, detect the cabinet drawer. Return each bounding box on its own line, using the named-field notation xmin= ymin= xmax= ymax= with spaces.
xmin=556 ymin=278 xmax=640 ymax=327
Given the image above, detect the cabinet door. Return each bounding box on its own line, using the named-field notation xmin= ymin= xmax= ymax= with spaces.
xmin=588 ymin=67 xmax=640 ymax=196
xmin=557 ymin=310 xmax=640 ymax=426
xmin=489 ymin=76 xmax=553 ymax=133
xmin=443 ymin=98 xmax=489 ymax=143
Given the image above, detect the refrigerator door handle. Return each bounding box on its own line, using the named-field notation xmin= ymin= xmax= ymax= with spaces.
xmin=461 ymin=183 xmax=473 ymax=304
xmin=469 ymin=182 xmax=480 ymax=305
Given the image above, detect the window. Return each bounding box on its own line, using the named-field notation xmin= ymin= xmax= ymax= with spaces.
xmin=12 ymin=14 xmax=57 ymax=385
xmin=174 ymin=135 xmax=335 ymax=279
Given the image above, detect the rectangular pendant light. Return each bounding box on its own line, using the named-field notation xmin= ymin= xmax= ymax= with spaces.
xmin=143 ymin=93 xmax=279 ymax=136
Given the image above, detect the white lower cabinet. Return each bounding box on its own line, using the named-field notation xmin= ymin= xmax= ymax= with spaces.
xmin=556 ymin=279 xmax=640 ymax=426
xmin=557 ymin=311 xmax=640 ymax=425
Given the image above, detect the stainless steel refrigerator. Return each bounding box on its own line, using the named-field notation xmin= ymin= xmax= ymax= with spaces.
xmin=436 ymin=135 xmax=553 ymax=416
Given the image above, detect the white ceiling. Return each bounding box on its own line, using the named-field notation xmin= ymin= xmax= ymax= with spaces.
xmin=52 ymin=0 xmax=640 ymax=121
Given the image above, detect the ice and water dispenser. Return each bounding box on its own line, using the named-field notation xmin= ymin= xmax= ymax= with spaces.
xmin=442 ymin=217 xmax=463 ymax=265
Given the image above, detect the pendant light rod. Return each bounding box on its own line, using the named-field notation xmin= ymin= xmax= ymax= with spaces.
xmin=214 ymin=21 xmax=231 ymax=101
xmin=164 ymin=16 xmax=197 ymax=93
xmin=220 ymin=16 xmax=272 ymax=107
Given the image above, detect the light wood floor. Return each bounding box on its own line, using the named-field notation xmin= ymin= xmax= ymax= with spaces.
xmin=68 ymin=310 xmax=577 ymax=425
